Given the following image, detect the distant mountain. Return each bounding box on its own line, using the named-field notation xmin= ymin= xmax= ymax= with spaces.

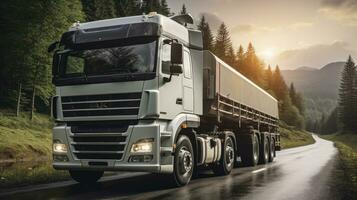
xmin=294 ymin=66 xmax=318 ymax=71
xmin=282 ymin=62 xmax=345 ymax=99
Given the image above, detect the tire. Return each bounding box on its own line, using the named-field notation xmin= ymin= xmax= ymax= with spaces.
xmin=213 ymin=136 xmax=235 ymax=175
xmin=69 ymin=170 xmax=103 ymax=184
xmin=259 ymin=137 xmax=269 ymax=164
xmin=269 ymin=138 xmax=275 ymax=162
xmin=172 ymin=135 xmax=194 ymax=186
xmin=240 ymin=134 xmax=259 ymax=166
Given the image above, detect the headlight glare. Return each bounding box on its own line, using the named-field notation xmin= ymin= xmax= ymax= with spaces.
xmin=131 ymin=138 xmax=153 ymax=153
xmin=53 ymin=142 xmax=67 ymax=153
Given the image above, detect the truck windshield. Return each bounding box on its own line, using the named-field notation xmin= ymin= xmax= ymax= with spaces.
xmin=59 ymin=39 xmax=157 ymax=78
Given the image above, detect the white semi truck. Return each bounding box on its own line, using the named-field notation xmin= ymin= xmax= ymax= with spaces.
xmin=49 ymin=13 xmax=280 ymax=186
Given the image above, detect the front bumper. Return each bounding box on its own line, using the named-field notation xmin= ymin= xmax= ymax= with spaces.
xmin=52 ymin=121 xmax=173 ymax=173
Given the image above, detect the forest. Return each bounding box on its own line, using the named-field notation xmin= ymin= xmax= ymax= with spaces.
xmin=0 ymin=0 xmax=304 ymax=129
xmin=318 ymin=56 xmax=357 ymax=134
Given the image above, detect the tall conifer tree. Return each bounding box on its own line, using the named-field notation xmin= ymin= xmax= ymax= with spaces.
xmin=197 ymin=15 xmax=214 ymax=51
xmin=214 ymin=23 xmax=232 ymax=62
xmin=339 ymin=55 xmax=357 ymax=131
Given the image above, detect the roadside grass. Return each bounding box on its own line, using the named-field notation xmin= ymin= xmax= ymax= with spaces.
xmin=279 ymin=123 xmax=315 ymax=149
xmin=0 ymin=161 xmax=69 ymax=189
xmin=0 ymin=110 xmax=70 ymax=188
xmin=321 ymin=133 xmax=357 ymax=198
xmin=0 ymin=110 xmax=53 ymax=160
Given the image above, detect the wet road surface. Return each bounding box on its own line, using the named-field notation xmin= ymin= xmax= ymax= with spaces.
xmin=0 ymin=135 xmax=339 ymax=200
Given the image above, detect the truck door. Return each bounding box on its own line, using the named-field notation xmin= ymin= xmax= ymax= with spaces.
xmin=182 ymin=50 xmax=194 ymax=112
xmin=159 ymin=39 xmax=183 ymax=119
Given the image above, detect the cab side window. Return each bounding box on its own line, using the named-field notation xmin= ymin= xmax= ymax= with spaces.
xmin=161 ymin=43 xmax=171 ymax=74
xmin=183 ymin=51 xmax=191 ymax=78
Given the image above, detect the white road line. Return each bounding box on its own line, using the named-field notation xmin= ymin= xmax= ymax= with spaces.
xmin=252 ymin=168 xmax=266 ymax=174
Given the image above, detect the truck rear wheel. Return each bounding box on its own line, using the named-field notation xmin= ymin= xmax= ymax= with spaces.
xmin=269 ymin=138 xmax=275 ymax=162
xmin=69 ymin=170 xmax=103 ymax=184
xmin=213 ymin=136 xmax=235 ymax=175
xmin=259 ymin=137 xmax=269 ymax=164
xmin=240 ymin=134 xmax=259 ymax=166
xmin=173 ymin=135 xmax=194 ymax=186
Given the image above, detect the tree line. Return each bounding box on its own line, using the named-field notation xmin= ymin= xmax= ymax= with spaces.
xmin=0 ymin=0 xmax=170 ymax=119
xmin=1 ymin=1 xmax=304 ymax=129
xmin=318 ymin=56 xmax=357 ymax=134
xmin=196 ymin=11 xmax=304 ymax=129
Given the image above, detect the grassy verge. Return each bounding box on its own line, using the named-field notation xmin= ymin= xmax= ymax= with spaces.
xmin=321 ymin=133 xmax=357 ymax=198
xmin=0 ymin=110 xmax=53 ymax=160
xmin=279 ymin=123 xmax=315 ymax=149
xmin=0 ymin=110 xmax=70 ymax=189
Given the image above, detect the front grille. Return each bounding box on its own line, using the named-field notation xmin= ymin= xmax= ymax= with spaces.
xmin=69 ymin=121 xmax=134 ymax=160
xmin=61 ymin=92 xmax=141 ymax=118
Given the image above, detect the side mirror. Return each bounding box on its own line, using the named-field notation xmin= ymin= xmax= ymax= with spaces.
xmin=170 ymin=65 xmax=183 ymax=75
xmin=171 ymin=43 xmax=183 ymax=65
xmin=48 ymin=41 xmax=59 ymax=53
xmin=52 ymin=52 xmax=60 ymax=77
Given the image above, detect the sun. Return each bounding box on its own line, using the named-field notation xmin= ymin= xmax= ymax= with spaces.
xmin=261 ymin=48 xmax=276 ymax=61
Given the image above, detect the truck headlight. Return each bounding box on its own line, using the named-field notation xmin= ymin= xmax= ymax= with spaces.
xmin=131 ymin=138 xmax=154 ymax=153
xmin=53 ymin=141 xmax=67 ymax=153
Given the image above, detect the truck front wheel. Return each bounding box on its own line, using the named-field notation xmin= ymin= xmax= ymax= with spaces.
xmin=213 ymin=136 xmax=235 ymax=175
xmin=173 ymin=135 xmax=194 ymax=186
xmin=69 ymin=170 xmax=103 ymax=184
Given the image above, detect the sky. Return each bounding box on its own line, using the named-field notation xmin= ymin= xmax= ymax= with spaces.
xmin=166 ymin=0 xmax=357 ymax=69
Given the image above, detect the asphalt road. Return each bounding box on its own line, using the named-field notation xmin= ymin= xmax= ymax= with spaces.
xmin=0 ymin=135 xmax=340 ymax=200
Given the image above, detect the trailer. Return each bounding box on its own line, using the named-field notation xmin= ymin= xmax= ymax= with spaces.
xmin=49 ymin=12 xmax=280 ymax=186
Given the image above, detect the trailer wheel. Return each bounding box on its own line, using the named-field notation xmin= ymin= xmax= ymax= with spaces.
xmin=213 ymin=136 xmax=235 ymax=175
xmin=240 ymin=134 xmax=259 ymax=166
xmin=69 ymin=170 xmax=103 ymax=184
xmin=259 ymin=137 xmax=269 ymax=164
xmin=172 ymin=135 xmax=194 ymax=186
xmin=269 ymin=138 xmax=275 ymax=162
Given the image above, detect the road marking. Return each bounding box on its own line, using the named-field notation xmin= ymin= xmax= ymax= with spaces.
xmin=252 ymin=168 xmax=266 ymax=174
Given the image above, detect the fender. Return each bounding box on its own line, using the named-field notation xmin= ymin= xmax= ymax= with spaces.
xmin=166 ymin=113 xmax=200 ymax=145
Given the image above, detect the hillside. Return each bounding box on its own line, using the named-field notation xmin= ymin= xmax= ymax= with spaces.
xmin=281 ymin=62 xmax=345 ymax=127
xmin=281 ymin=62 xmax=345 ymax=99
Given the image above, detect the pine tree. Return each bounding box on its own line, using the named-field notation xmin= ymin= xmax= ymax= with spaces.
xmin=320 ymin=107 xmax=339 ymax=134
xmin=82 ymin=0 xmax=117 ymax=21
xmin=180 ymin=4 xmax=187 ymax=14
xmin=214 ymin=23 xmax=232 ymax=62
xmin=140 ymin=0 xmax=170 ymax=16
xmin=159 ymin=0 xmax=170 ymax=16
xmin=289 ymin=83 xmax=304 ymax=115
xmin=197 ymin=15 xmax=214 ymax=51
xmin=115 ymin=0 xmax=141 ymax=17
xmin=272 ymin=65 xmax=288 ymax=100
xmin=339 ymin=55 xmax=357 ymax=131
xmin=264 ymin=65 xmax=274 ymax=96
xmin=226 ymin=46 xmax=236 ymax=66
xmin=240 ymin=43 xmax=264 ymax=86
xmin=235 ymin=45 xmax=245 ymax=72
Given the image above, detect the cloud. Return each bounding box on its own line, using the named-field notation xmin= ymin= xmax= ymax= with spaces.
xmin=288 ymin=22 xmax=314 ymax=30
xmin=231 ymin=24 xmax=275 ymax=34
xmin=320 ymin=0 xmax=357 ymax=25
xmin=272 ymin=41 xmax=357 ymax=69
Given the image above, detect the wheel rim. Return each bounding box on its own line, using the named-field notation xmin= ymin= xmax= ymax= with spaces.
xmin=225 ymin=138 xmax=234 ymax=168
xmin=178 ymin=146 xmax=193 ymax=177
